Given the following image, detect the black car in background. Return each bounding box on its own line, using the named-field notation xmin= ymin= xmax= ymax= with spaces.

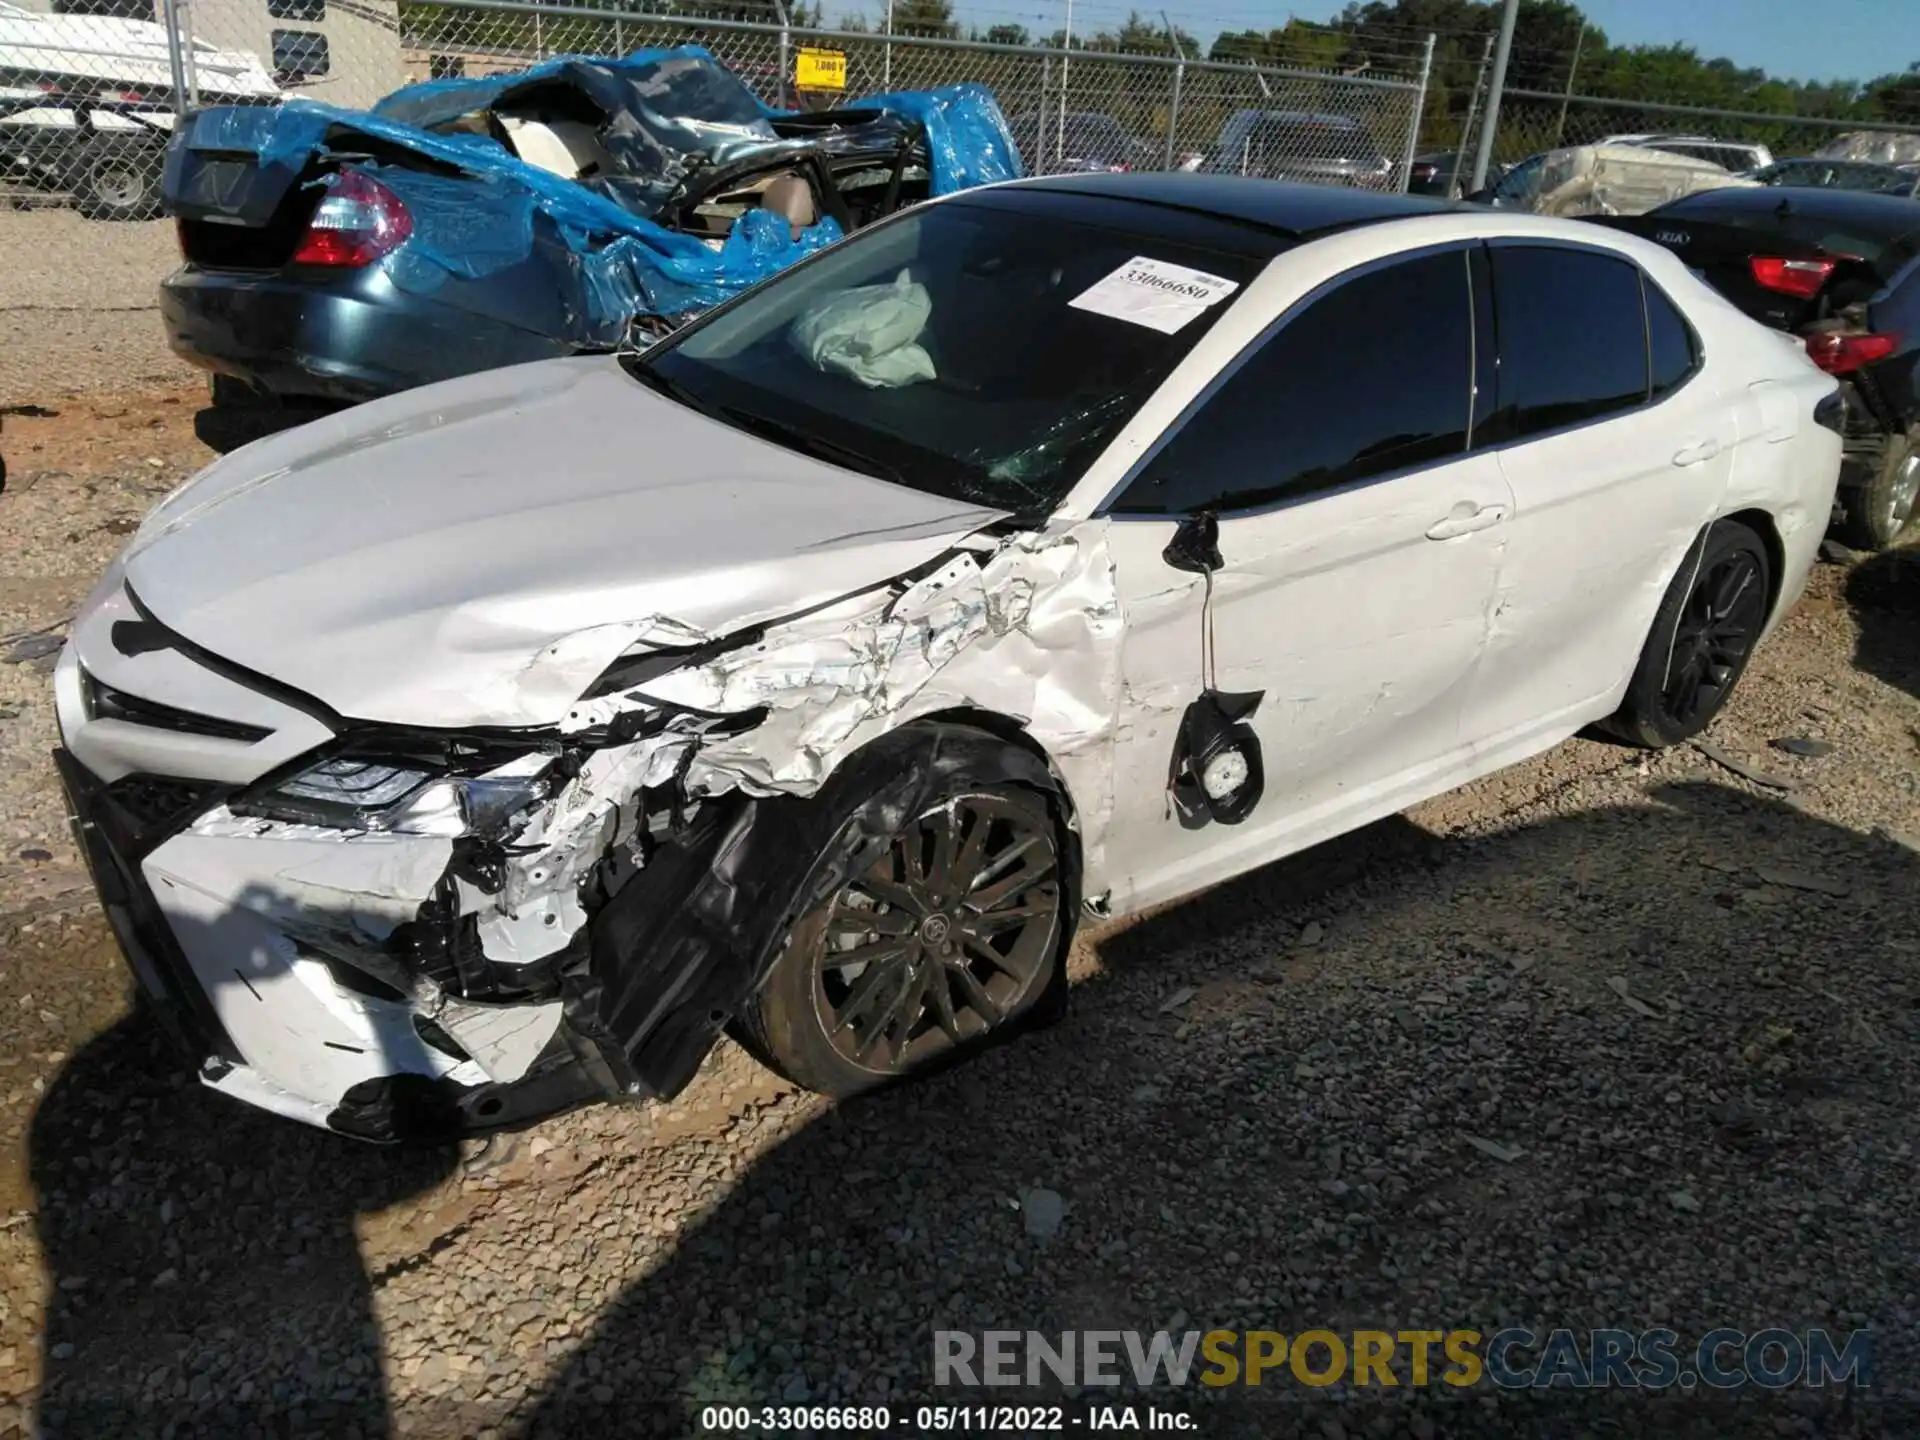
xmin=1748 ymin=158 xmax=1920 ymax=197
xmin=1408 ymin=149 xmax=1506 ymax=198
xmin=1603 ymin=186 xmax=1920 ymax=549
xmin=1007 ymin=110 xmax=1149 ymax=175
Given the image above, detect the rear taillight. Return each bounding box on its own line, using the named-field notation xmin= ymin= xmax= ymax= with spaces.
xmin=290 ymin=169 xmax=412 ymax=267
xmin=1750 ymin=255 xmax=1835 ymax=299
xmin=1804 ymin=330 xmax=1899 ymax=374
xmin=1413 ymin=163 xmax=1437 ymax=179
xmin=105 ymin=86 xmax=149 ymax=103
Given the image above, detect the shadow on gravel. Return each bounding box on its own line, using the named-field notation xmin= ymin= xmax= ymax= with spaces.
xmin=29 ymin=889 xmax=459 ymax=1436
xmin=1847 ymin=545 xmax=1920 ymax=702
xmin=517 ymin=783 xmax=1919 ymax=1440
xmin=192 ymin=397 xmax=341 ymax=456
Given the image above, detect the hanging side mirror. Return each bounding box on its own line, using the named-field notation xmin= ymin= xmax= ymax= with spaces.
xmin=1169 ymin=689 xmax=1265 ymax=827
xmin=1162 ymin=510 xmax=1221 ymax=573
xmin=1159 ymin=507 xmax=1264 ymax=825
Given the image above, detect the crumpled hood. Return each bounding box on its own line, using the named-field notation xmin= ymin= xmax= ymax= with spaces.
xmin=123 ymin=357 xmax=1004 ymax=729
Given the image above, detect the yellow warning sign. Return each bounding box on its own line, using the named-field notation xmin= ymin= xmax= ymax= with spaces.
xmin=795 ymin=47 xmax=846 ymax=91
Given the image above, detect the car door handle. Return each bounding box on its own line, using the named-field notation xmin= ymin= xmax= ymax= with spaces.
xmin=1425 ymin=503 xmax=1509 ymax=540
xmin=1672 ymin=438 xmax=1722 ymax=467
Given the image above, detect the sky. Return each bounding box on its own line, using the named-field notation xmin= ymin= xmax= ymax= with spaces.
xmin=1518 ymin=0 xmax=1914 ymax=85
xmin=847 ymin=0 xmax=1918 ymax=87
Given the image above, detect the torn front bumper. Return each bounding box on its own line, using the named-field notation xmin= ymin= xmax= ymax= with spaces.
xmin=54 ymin=745 xmax=621 ymax=1141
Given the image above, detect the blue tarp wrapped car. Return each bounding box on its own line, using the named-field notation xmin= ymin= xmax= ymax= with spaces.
xmin=158 ymin=47 xmax=1020 ymax=421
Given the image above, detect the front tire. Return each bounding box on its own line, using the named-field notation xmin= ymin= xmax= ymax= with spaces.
xmin=1834 ymin=429 xmax=1920 ymax=553
xmin=735 ymin=722 xmax=1072 ymax=1098
xmin=1605 ymin=521 xmax=1772 ymax=749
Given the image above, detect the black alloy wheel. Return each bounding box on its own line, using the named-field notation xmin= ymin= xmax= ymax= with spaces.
xmin=733 ymin=722 xmax=1073 ymax=1098
xmin=1606 ymin=520 xmax=1773 ymax=748
xmin=810 ymin=791 xmax=1060 ymax=1077
xmin=1657 ymin=541 xmax=1769 ymax=730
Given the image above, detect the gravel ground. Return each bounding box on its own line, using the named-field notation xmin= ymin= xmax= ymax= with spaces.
xmin=0 ymin=212 xmax=195 ymax=407
xmin=1 ymin=391 xmax=1918 ymax=1438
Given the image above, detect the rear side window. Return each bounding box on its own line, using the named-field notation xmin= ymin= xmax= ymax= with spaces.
xmin=1486 ymin=245 xmax=1648 ymax=441
xmin=1113 ymin=249 xmax=1473 ymax=515
xmin=1645 ymin=277 xmax=1699 ymax=401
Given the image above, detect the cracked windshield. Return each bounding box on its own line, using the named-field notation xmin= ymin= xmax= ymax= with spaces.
xmin=631 ymin=195 xmax=1263 ymax=510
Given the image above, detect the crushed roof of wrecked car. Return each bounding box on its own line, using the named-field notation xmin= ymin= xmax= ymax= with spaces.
xmin=167 ymin=46 xmax=1023 ymax=324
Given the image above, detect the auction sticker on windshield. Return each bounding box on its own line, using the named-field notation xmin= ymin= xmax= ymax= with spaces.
xmin=1069 ymin=256 xmax=1240 ymax=334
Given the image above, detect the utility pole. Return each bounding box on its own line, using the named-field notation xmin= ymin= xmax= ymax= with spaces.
xmin=1160 ymin=8 xmax=1184 ymax=167
xmin=1056 ymin=0 xmax=1075 ymax=172
xmin=1455 ymin=34 xmax=1493 ymax=198
xmin=883 ymin=0 xmax=894 ymax=88
xmin=1468 ymin=0 xmax=1518 ymax=193
xmin=1553 ymin=22 xmax=1586 ymax=148
xmin=1399 ymin=33 xmax=1435 ymax=195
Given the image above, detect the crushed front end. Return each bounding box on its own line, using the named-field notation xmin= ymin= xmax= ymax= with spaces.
xmin=54 ymin=488 xmax=1122 ymax=1142
xmin=51 ymin=575 xmax=772 ymax=1142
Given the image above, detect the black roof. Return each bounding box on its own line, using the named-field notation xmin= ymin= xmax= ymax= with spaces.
xmin=1009 ymin=172 xmax=1455 ymax=237
xmin=1658 ymin=184 xmax=1920 ymax=237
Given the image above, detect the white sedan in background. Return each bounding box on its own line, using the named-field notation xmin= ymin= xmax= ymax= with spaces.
xmin=54 ymin=173 xmax=1842 ymax=1140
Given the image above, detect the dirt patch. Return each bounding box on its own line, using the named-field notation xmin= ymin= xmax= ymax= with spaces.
xmin=0 ymin=212 xmax=192 ymax=407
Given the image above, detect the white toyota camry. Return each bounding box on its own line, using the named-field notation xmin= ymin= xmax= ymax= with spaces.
xmin=54 ymin=173 xmax=1843 ymax=1139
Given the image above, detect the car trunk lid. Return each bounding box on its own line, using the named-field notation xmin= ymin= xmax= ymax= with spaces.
xmin=1595 ymin=213 xmax=1881 ymax=330
xmin=164 ymin=106 xmax=331 ymax=269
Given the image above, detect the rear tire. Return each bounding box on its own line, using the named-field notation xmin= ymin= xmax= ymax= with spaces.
xmin=1833 ymin=429 xmax=1920 ymax=553
xmin=734 ymin=722 xmax=1073 ymax=1098
xmin=1604 ymin=521 xmax=1772 ymax=749
xmin=71 ymin=138 xmax=164 ymax=221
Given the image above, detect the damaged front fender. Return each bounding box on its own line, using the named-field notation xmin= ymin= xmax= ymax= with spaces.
xmin=84 ymin=519 xmax=1126 ymax=1136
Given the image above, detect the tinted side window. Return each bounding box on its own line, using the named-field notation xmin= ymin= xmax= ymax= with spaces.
xmin=1114 ymin=250 xmax=1473 ymax=516
xmin=1645 ymin=276 xmax=1698 ymax=401
xmin=1488 ymin=245 xmax=1648 ymax=440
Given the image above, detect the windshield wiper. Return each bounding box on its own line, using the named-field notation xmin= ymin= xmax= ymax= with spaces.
xmin=618 ymin=351 xmax=723 ymax=420
xmin=713 ymin=403 xmax=903 ymax=484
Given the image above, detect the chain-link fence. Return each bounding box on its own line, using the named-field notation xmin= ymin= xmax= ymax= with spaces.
xmin=0 ymin=0 xmax=1431 ymax=406
xmin=1482 ymin=88 xmax=1920 ymax=178
xmin=0 ymin=0 xmax=1431 ymax=402
xmin=392 ymin=3 xmax=1430 ymax=186
xmin=0 ymin=0 xmax=1430 ymax=216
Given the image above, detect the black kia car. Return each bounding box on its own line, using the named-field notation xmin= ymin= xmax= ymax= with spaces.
xmin=1604 ymin=185 xmax=1920 ymax=550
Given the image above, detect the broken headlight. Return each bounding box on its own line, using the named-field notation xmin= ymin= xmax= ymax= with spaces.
xmin=236 ymin=753 xmax=556 ymax=837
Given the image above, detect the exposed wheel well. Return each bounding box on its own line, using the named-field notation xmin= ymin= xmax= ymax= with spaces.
xmin=1719 ymin=508 xmax=1787 ymax=621
xmin=899 ymin=705 xmax=1085 ymax=899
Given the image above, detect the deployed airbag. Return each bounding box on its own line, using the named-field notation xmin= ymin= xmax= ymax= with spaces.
xmin=791 ymin=270 xmax=936 ymax=388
